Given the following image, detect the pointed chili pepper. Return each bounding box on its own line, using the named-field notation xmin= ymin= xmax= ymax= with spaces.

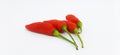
xmin=64 ymin=21 xmax=84 ymax=48
xmin=44 ymin=20 xmax=78 ymax=50
xmin=25 ymin=22 xmax=77 ymax=50
xmin=66 ymin=14 xmax=82 ymax=33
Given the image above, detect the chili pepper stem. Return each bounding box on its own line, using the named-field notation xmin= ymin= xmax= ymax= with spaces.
xmin=74 ymin=28 xmax=84 ymax=48
xmin=53 ymin=30 xmax=78 ymax=50
xmin=62 ymin=25 xmax=78 ymax=50
xmin=76 ymin=34 xmax=84 ymax=48
xmin=59 ymin=35 xmax=78 ymax=50
xmin=58 ymin=34 xmax=74 ymax=45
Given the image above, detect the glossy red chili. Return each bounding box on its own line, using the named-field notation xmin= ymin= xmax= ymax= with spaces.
xmin=44 ymin=19 xmax=58 ymax=28
xmin=64 ymin=21 xmax=77 ymax=33
xmin=44 ymin=19 xmax=65 ymax=32
xmin=25 ymin=22 xmax=55 ymax=36
xmin=66 ymin=14 xmax=82 ymax=33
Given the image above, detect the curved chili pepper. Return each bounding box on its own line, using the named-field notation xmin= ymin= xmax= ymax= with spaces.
xmin=44 ymin=20 xmax=78 ymax=50
xmin=25 ymin=22 xmax=78 ymax=50
xmin=66 ymin=14 xmax=82 ymax=33
xmin=64 ymin=21 xmax=84 ymax=48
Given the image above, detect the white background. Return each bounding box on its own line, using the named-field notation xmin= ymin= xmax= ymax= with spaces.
xmin=0 ymin=0 xmax=118 ymax=55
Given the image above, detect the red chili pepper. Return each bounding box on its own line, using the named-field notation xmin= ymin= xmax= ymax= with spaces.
xmin=56 ymin=20 xmax=66 ymax=32
xmin=44 ymin=20 xmax=78 ymax=50
xmin=64 ymin=21 xmax=84 ymax=48
xmin=25 ymin=22 xmax=78 ymax=50
xmin=44 ymin=20 xmax=58 ymax=28
xmin=66 ymin=14 xmax=82 ymax=33
xmin=64 ymin=21 xmax=77 ymax=33
xmin=44 ymin=19 xmax=63 ymax=32
xmin=25 ymin=22 xmax=54 ymax=35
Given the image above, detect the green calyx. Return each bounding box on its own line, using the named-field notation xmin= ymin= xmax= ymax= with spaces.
xmin=73 ymin=28 xmax=79 ymax=34
xmin=77 ymin=22 xmax=82 ymax=33
xmin=62 ymin=25 xmax=67 ymax=31
xmin=53 ymin=30 xmax=60 ymax=37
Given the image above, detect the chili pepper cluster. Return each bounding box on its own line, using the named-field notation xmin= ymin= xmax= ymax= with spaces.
xmin=25 ymin=14 xmax=84 ymax=50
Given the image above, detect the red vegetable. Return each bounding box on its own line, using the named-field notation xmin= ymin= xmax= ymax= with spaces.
xmin=64 ymin=21 xmax=84 ymax=48
xmin=64 ymin=21 xmax=77 ymax=33
xmin=44 ymin=20 xmax=58 ymax=28
xmin=25 ymin=22 xmax=77 ymax=50
xmin=25 ymin=22 xmax=54 ymax=35
xmin=44 ymin=19 xmax=63 ymax=32
xmin=66 ymin=14 xmax=82 ymax=33
xmin=56 ymin=20 xmax=66 ymax=32
xmin=44 ymin=20 xmax=78 ymax=50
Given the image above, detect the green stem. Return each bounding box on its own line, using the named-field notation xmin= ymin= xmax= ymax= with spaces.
xmin=76 ymin=33 xmax=84 ymax=48
xmin=62 ymin=25 xmax=78 ymax=50
xmin=53 ymin=30 xmax=78 ymax=50
xmin=74 ymin=28 xmax=84 ymax=48
xmin=58 ymin=34 xmax=74 ymax=45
